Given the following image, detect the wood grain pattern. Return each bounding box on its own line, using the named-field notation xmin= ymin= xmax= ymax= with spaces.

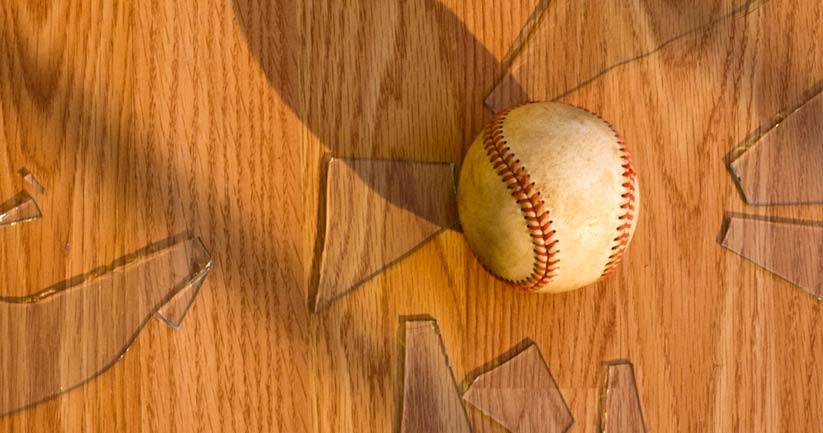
xmin=315 ymin=159 xmax=457 ymax=310
xmin=400 ymin=320 xmax=472 ymax=433
xmin=463 ymin=344 xmax=572 ymax=433
xmin=721 ymin=216 xmax=823 ymax=299
xmin=0 ymin=0 xmax=821 ymax=432
xmin=1 ymin=1 xmax=309 ymax=432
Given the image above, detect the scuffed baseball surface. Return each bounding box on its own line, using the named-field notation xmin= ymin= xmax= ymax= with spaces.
xmin=458 ymin=102 xmax=639 ymax=293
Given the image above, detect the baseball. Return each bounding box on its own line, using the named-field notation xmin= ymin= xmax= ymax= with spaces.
xmin=457 ymin=102 xmax=639 ymax=293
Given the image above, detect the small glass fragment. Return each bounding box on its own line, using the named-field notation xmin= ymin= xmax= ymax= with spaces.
xmin=721 ymin=215 xmax=823 ymax=299
xmin=463 ymin=344 xmax=573 ymax=433
xmin=401 ymin=320 xmax=472 ymax=433
xmin=0 ymin=191 xmax=43 ymax=227
xmin=599 ymin=361 xmax=647 ymax=433
xmin=18 ymin=168 xmax=47 ymax=194
xmin=729 ymin=85 xmax=823 ymax=205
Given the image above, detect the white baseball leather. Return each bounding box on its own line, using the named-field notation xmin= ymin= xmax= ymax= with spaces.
xmin=458 ymin=102 xmax=639 ymax=293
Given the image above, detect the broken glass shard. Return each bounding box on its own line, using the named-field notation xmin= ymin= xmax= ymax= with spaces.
xmin=487 ymin=0 xmax=763 ymax=112
xmin=496 ymin=0 xmax=554 ymax=78
xmin=401 ymin=320 xmax=472 ymax=433
xmin=314 ymin=159 xmax=458 ymax=311
xmin=463 ymin=344 xmax=573 ymax=433
xmin=155 ymin=261 xmax=211 ymax=329
xmin=0 ymin=191 xmax=43 ymax=227
xmin=730 ymin=85 xmax=823 ymax=205
xmin=0 ymin=236 xmax=212 ymax=417
xmin=721 ymin=216 xmax=823 ymax=299
xmin=19 ymin=168 xmax=47 ymax=194
xmin=599 ymin=362 xmax=646 ymax=433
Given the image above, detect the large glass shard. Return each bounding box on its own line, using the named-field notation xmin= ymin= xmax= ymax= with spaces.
xmin=463 ymin=344 xmax=572 ymax=433
xmin=400 ymin=320 xmax=472 ymax=433
xmin=0 ymin=236 xmax=212 ymax=417
xmin=314 ymin=159 xmax=458 ymax=311
xmin=729 ymin=86 xmax=823 ymax=205
xmin=0 ymin=191 xmax=43 ymax=227
xmin=486 ymin=0 xmax=763 ymax=112
xmin=721 ymin=216 xmax=823 ymax=299
xmin=599 ymin=361 xmax=646 ymax=433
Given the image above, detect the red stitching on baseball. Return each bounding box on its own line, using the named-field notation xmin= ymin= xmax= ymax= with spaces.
xmin=601 ymin=123 xmax=637 ymax=277
xmin=571 ymin=105 xmax=637 ymax=278
xmin=482 ymin=107 xmax=559 ymax=291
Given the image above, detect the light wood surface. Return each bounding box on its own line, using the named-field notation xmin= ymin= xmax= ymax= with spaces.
xmin=0 ymin=1 xmax=821 ymax=432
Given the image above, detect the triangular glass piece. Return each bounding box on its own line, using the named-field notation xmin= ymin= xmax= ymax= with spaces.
xmin=486 ymin=0 xmax=762 ymax=112
xmin=464 ymin=344 xmax=572 ymax=433
xmin=721 ymin=216 xmax=823 ymax=299
xmin=599 ymin=362 xmax=646 ymax=433
xmin=19 ymin=168 xmax=47 ymax=194
xmin=730 ymin=87 xmax=823 ymax=205
xmin=400 ymin=320 xmax=472 ymax=433
xmin=0 ymin=236 xmax=212 ymax=417
xmin=0 ymin=191 xmax=43 ymax=227
xmin=155 ymin=252 xmax=211 ymax=329
xmin=314 ymin=159 xmax=457 ymax=311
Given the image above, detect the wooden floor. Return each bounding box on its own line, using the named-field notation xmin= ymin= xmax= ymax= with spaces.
xmin=0 ymin=0 xmax=821 ymax=431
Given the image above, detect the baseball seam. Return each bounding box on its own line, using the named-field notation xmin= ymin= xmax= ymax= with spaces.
xmin=482 ymin=108 xmax=559 ymax=291
xmin=581 ymin=109 xmax=637 ymax=277
xmin=602 ymin=137 xmax=636 ymax=276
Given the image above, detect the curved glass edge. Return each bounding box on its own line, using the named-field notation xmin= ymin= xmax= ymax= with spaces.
xmin=0 ymin=236 xmax=213 ymax=418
